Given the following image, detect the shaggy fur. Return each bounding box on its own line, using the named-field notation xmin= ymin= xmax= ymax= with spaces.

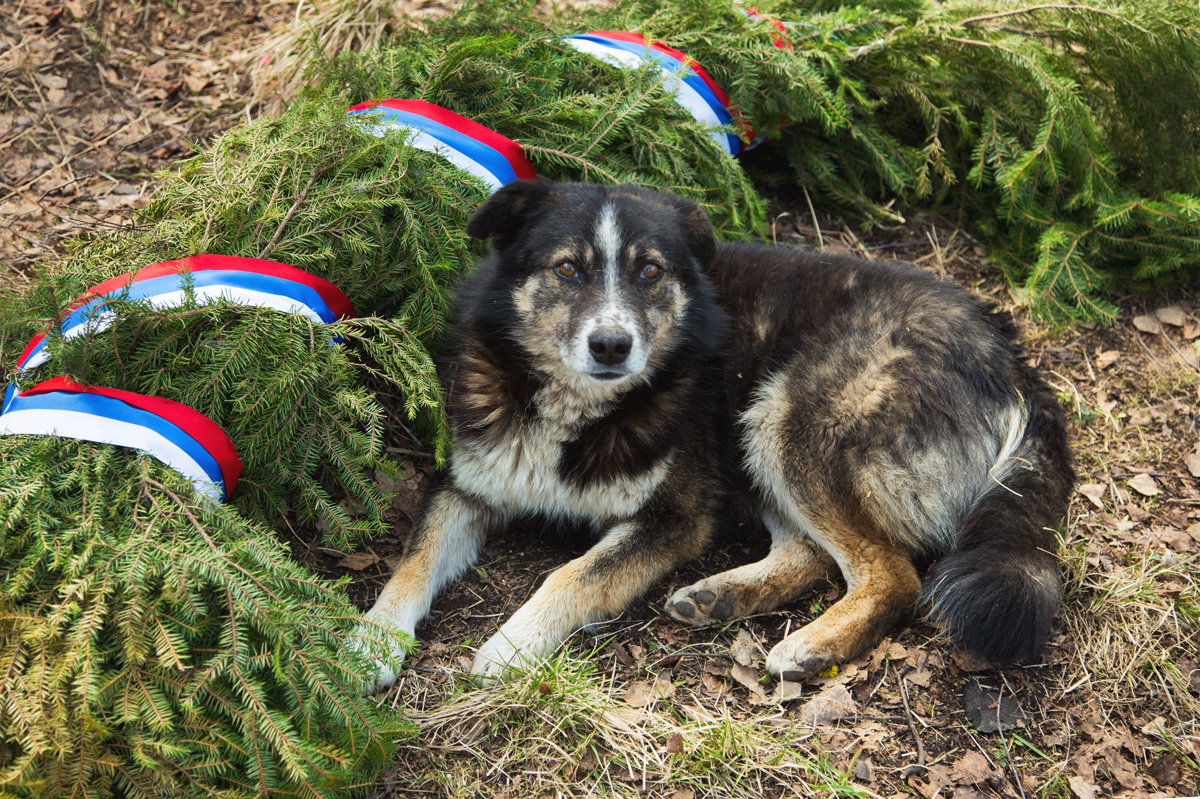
xmin=353 ymin=181 xmax=1074 ymax=689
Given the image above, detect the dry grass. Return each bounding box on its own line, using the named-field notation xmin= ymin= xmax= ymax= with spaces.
xmin=375 ymin=649 xmax=869 ymax=799
xmin=246 ymin=0 xmax=456 ymax=115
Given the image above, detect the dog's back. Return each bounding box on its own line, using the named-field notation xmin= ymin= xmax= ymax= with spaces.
xmin=666 ymin=243 xmax=1074 ymax=670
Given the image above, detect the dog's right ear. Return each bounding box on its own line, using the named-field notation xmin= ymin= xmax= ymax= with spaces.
xmin=466 ymin=180 xmax=551 ymax=249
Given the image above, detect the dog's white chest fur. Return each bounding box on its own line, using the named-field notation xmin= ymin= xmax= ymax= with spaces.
xmin=451 ymin=388 xmax=670 ymax=522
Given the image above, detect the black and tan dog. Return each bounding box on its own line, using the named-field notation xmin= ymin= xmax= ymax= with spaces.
xmin=355 ymin=181 xmax=1074 ymax=688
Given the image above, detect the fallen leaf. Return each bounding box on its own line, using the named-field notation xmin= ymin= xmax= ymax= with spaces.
xmin=1133 ymin=314 xmax=1162 ymax=334
xmin=854 ymin=720 xmax=891 ymax=749
xmin=963 ymin=681 xmax=1026 ymax=733
xmin=774 ymin=678 xmax=804 ymax=702
xmin=183 ymin=73 xmax=209 ymax=94
xmin=623 ymin=680 xmax=656 ymax=707
xmin=1140 ymin=716 xmax=1168 ymax=736
xmin=730 ymin=662 xmax=769 ymax=703
xmin=1147 ymin=755 xmax=1181 ymax=788
xmin=952 ymin=649 xmax=993 ymax=672
xmin=565 ymin=748 xmax=598 ymax=780
xmin=798 ymin=683 xmax=856 ymax=726
xmin=1155 ymin=305 xmax=1187 ymax=326
xmin=952 ymin=751 xmax=998 ymax=785
xmin=36 ymin=72 xmax=68 ymax=90
xmin=909 ymin=765 xmax=953 ymax=799
xmin=1127 ymin=473 xmax=1159 ymax=497
xmin=1104 ymin=748 xmax=1143 ymax=791
xmin=1095 ymin=349 xmax=1120 ymax=370
xmin=1185 ymin=452 xmax=1200 ymax=479
xmin=729 ymin=628 xmax=759 ymax=666
xmin=337 ymin=552 xmax=380 ymax=570
xmin=1078 ymin=483 xmax=1107 ymax=509
xmin=1068 ymin=775 xmax=1100 ymax=799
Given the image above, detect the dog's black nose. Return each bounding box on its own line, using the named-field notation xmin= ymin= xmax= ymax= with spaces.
xmin=588 ymin=329 xmax=632 ymax=365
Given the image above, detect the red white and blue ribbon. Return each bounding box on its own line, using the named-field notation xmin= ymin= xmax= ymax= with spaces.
xmin=561 ymin=31 xmax=747 ymax=156
xmin=4 ymin=255 xmax=355 ymax=501
xmin=0 ymin=377 xmax=242 ymax=501
xmin=347 ymin=99 xmax=538 ymax=192
xmin=16 ymin=254 xmax=356 ymax=371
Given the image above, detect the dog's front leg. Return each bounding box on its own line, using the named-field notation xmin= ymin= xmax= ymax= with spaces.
xmin=351 ymin=482 xmax=498 ymax=691
xmin=472 ymin=505 xmax=711 ymax=679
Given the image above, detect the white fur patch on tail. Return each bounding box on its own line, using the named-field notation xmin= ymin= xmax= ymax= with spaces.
xmin=986 ymin=402 xmax=1030 ymax=496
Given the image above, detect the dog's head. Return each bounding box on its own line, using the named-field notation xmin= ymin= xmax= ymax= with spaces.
xmin=463 ymin=181 xmax=722 ymax=395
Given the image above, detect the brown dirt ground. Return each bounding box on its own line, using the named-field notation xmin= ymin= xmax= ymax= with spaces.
xmin=2 ymin=2 xmax=1198 ymax=798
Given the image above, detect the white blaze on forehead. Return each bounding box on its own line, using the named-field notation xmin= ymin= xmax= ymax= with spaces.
xmin=595 ymin=203 xmax=622 ymax=297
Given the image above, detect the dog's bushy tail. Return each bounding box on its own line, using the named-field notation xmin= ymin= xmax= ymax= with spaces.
xmin=922 ymin=375 xmax=1074 ymax=662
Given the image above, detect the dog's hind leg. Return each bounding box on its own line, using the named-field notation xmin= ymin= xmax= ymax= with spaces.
xmin=472 ymin=494 xmax=713 ymax=679
xmin=666 ymin=510 xmax=837 ymax=625
xmin=351 ymin=483 xmax=499 ymax=691
xmin=763 ymin=512 xmax=921 ymax=680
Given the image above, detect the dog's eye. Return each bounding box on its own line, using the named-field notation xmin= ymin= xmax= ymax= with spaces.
xmin=554 ymin=261 xmax=579 ymax=280
xmin=640 ymin=262 xmax=662 ymax=282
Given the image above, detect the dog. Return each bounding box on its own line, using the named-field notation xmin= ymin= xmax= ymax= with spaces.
xmin=355 ymin=180 xmax=1074 ymax=689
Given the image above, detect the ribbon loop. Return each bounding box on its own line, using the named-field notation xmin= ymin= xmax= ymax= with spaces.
xmin=347 ymin=99 xmax=538 ymax=192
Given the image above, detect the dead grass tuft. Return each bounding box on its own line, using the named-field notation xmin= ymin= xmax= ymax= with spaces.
xmin=381 ymin=649 xmax=866 ymax=798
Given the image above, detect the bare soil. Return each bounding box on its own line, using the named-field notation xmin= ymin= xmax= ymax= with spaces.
xmin=2 ymin=3 xmax=1197 ymax=798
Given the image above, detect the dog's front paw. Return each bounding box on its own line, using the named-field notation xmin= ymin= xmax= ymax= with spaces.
xmin=346 ymin=620 xmax=410 ymax=694
xmin=666 ymin=581 xmax=740 ymax=626
xmin=470 ymin=621 xmax=554 ymax=681
xmin=764 ymin=631 xmax=837 ymax=682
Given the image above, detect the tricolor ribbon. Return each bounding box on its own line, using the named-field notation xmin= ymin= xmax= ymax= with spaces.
xmin=561 ymin=31 xmax=749 ymax=156
xmin=347 ymin=99 xmax=538 ymax=192
xmin=3 ymin=255 xmax=356 ymax=501
xmin=0 ymin=378 xmax=242 ymax=501
xmin=744 ymin=7 xmax=794 ymax=51
xmin=17 ymin=254 xmax=356 ymax=371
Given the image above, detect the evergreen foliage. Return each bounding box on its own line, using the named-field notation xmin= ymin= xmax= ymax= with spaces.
xmin=0 ymin=436 xmax=409 ymax=797
xmin=322 ymin=0 xmax=1200 ymax=323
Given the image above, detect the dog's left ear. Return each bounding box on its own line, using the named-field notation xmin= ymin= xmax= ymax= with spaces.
xmin=466 ymin=180 xmax=551 ymax=249
xmin=670 ymin=196 xmax=716 ymax=269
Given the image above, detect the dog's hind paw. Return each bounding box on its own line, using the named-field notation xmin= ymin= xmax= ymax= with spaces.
xmin=345 ymin=621 xmax=410 ymax=694
xmin=666 ymin=582 xmax=738 ymax=626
